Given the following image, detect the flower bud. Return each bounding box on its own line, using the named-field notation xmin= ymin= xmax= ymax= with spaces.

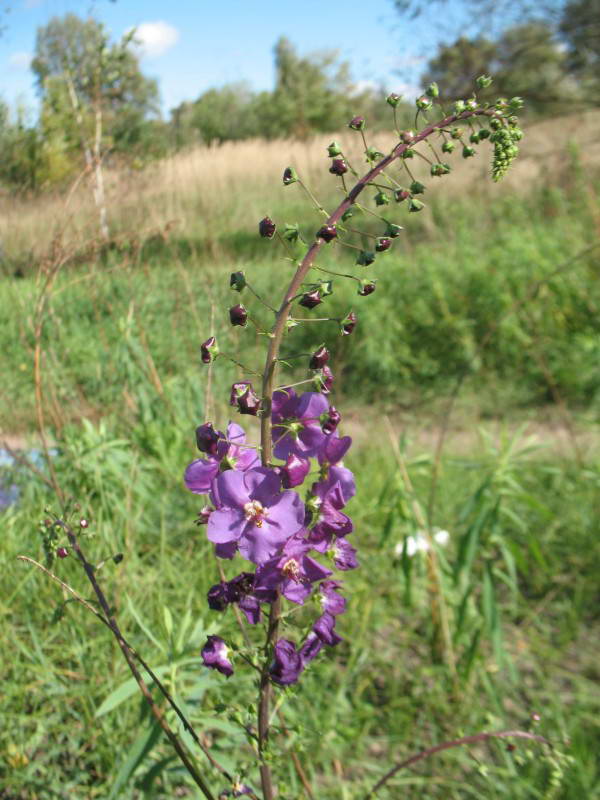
xmin=416 ymin=95 xmax=432 ymax=111
xmin=229 ymin=304 xmax=248 ymax=327
xmin=430 ymin=162 xmax=451 ymax=177
xmin=394 ymin=188 xmax=411 ymax=202
xmin=327 ymin=140 xmax=342 ymax=157
xmin=319 ymin=280 xmax=333 ymax=297
xmin=341 ymin=310 xmax=357 ymax=335
xmin=408 ymin=198 xmax=425 ymax=213
xmin=509 ymin=96 xmax=524 ymax=111
xmin=314 ymin=364 xmax=334 ymax=393
xmin=321 ymin=406 xmax=341 ymax=435
xmin=358 ymin=279 xmax=376 ymax=296
xmin=409 ymin=180 xmax=426 ymax=195
xmin=281 ymin=453 xmax=311 ymax=489
xmin=309 ymin=344 xmax=330 ymax=370
xmin=489 ymin=116 xmax=502 ymax=130
xmin=348 ymin=115 xmax=365 ymax=131
xmin=469 ymin=131 xmax=480 ymax=144
xmin=283 ymin=166 xmax=298 ymax=185
xmin=282 ymin=223 xmax=300 ymax=242
xmin=230 ymin=271 xmax=246 ymax=292
xmin=450 ymin=126 xmax=463 ymax=139
xmin=442 ymin=140 xmax=456 ymax=153
xmin=201 ymin=336 xmax=219 ymax=364
xmin=195 ymin=422 xmax=220 ymax=454
xmin=57 ymin=547 xmax=69 ymax=559
xmin=357 ymin=250 xmax=375 ymax=266
xmin=462 ymin=145 xmax=476 ymax=158
xmin=230 ymin=382 xmax=261 ymax=416
xmin=299 ymin=289 xmax=322 ymax=309
xmin=316 ymin=225 xmax=337 ymax=243
xmin=365 ymin=146 xmax=384 ymax=162
xmin=476 ymin=74 xmax=493 ymax=89
xmin=385 ymin=222 xmax=403 ymax=238
xmin=375 ymin=237 xmax=391 ymax=253
xmin=387 ymin=92 xmax=402 ymax=107
xmin=402 ymin=148 xmax=415 ymax=159
xmin=341 ymin=207 xmax=354 ymax=222
xmin=425 ymin=82 xmax=439 ymax=98
xmin=478 ymin=128 xmax=490 ymax=139
xmin=79 ymin=518 xmax=89 ymax=529
xmin=400 ymin=130 xmax=415 ymax=143
xmin=374 ymin=191 xmax=389 ymax=206
xmin=453 ymin=99 xmax=466 ymax=113
xmin=329 ymin=157 xmax=348 ymax=176
xmin=259 ymin=216 xmax=276 ymax=238
xmin=465 ymin=98 xmax=477 ymax=111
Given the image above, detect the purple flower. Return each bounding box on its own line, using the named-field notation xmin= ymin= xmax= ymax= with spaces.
xmin=375 ymin=237 xmax=392 ymax=252
xmin=272 ymin=390 xmax=329 ymax=461
xmin=230 ymin=382 xmax=261 ymax=416
xmin=313 ymin=612 xmax=343 ymax=646
xmin=329 ymin=158 xmax=348 ymax=176
xmin=269 ymin=639 xmax=304 ymax=685
xmin=254 ymin=536 xmax=332 ymax=605
xmin=341 ymin=311 xmax=357 ymax=336
xmin=219 ymin=782 xmax=255 ymax=798
xmin=299 ymin=289 xmax=322 ymax=309
xmin=185 ymin=423 xmax=259 ymax=495
xmin=307 ymin=481 xmax=353 ymax=551
xmin=314 ymin=365 xmax=334 ymax=394
xmin=201 ymin=635 xmax=233 ymax=677
xmin=317 ymin=580 xmax=347 ymax=616
xmin=321 ymin=406 xmax=341 ymax=435
xmin=317 ymin=433 xmax=356 ymax=503
xmin=280 ymin=453 xmax=310 ymax=489
xmin=348 ymin=115 xmax=365 ymax=131
xmin=195 ymin=422 xmax=221 ymax=455
xmin=298 ymin=632 xmax=324 ymax=664
xmin=309 ymin=345 xmax=330 ymax=370
xmin=329 ymin=537 xmax=359 ymax=570
xmin=208 ymin=467 xmax=305 ymax=565
xmin=207 ymin=572 xmax=263 ymax=624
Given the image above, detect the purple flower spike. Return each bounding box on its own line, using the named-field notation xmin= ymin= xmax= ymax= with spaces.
xmin=208 ymin=467 xmax=305 ymax=565
xmin=281 ymin=453 xmax=310 ymax=489
xmin=185 ymin=422 xmax=259 ymax=494
xmin=259 ymin=216 xmax=276 ymax=238
xmin=195 ymin=422 xmax=221 ymax=455
xmin=201 ymin=635 xmax=233 ymax=677
xmin=229 ymin=304 xmax=248 ymax=327
xmin=317 ymin=225 xmax=337 ymax=243
xmin=270 ymin=639 xmax=304 ymax=685
xmin=299 ymin=289 xmax=322 ymax=309
xmin=309 ymin=345 xmax=330 ymax=370
xmin=201 ymin=336 xmax=218 ymax=364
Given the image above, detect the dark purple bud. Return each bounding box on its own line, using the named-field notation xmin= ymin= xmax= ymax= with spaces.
xmin=57 ymin=547 xmax=69 ymax=559
xmin=283 ymin=166 xmax=298 ymax=185
xmin=506 ymin=743 xmax=517 ymax=752
xmin=358 ymin=279 xmax=376 ymax=296
xmin=201 ymin=336 xmax=219 ymax=364
xmin=394 ymin=188 xmax=411 ymax=202
xmin=230 ymin=381 xmax=251 ymax=406
xmin=341 ymin=311 xmax=357 ymax=336
xmin=348 ymin=115 xmax=365 ymax=131
xmin=321 ymin=406 xmax=341 ymax=435
xmin=269 ymin=639 xmax=304 ymax=685
xmin=236 ymin=385 xmax=261 ymax=416
xmin=309 ymin=345 xmax=330 ymax=370
xmin=329 ymin=157 xmax=348 ymax=176
xmin=314 ymin=364 xmax=334 ymax=394
xmin=316 ymin=225 xmax=337 ymax=243
xmin=195 ymin=422 xmax=220 ymax=454
xmin=258 ymin=216 xmax=276 ymax=238
xmin=229 ymin=304 xmax=248 ymax=327
xmin=230 ymin=271 xmax=246 ymax=292
xmin=299 ymin=289 xmax=322 ymax=309
xmin=375 ymin=237 xmax=391 ymax=253
xmin=207 ymin=582 xmax=230 ymax=611
xmin=201 ymin=635 xmax=233 ymax=677
xmin=281 ymin=453 xmax=311 ymax=488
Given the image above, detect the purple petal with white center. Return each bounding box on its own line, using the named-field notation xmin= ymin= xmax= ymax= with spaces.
xmin=318 ymin=580 xmax=347 ymax=616
xmin=201 ymin=635 xmax=233 ymax=677
xmin=238 ymin=594 xmax=261 ymax=624
xmin=331 ymin=537 xmax=359 ymax=570
xmin=207 ymin=508 xmax=244 ymax=544
xmin=184 ymin=458 xmax=219 ymax=494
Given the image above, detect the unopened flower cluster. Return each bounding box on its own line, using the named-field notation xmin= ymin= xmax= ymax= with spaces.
xmin=186 ymin=386 xmax=357 ymax=685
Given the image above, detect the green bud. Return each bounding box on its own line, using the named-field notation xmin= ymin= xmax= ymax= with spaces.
xmin=416 ymin=95 xmax=433 ymax=111
xmin=400 ymin=130 xmax=415 ymax=143
xmin=402 ymin=148 xmax=415 ymax=159
xmin=469 ymin=131 xmax=480 ymax=144
xmin=495 ymin=98 xmax=508 ymax=109
xmin=465 ymin=98 xmax=478 ymax=111
xmin=509 ymin=96 xmax=524 ymax=110
xmin=408 ymin=198 xmax=425 ymax=213
xmin=450 ymin=127 xmax=463 ymax=139
xmin=384 ymin=222 xmax=403 ymax=238
xmin=489 ymin=117 xmax=502 ymax=130
xmin=230 ymin=271 xmax=246 ymax=292
xmin=283 ymin=166 xmax=298 ymax=185
xmin=282 ymin=223 xmax=300 ymax=242
xmin=453 ymin=100 xmax=466 ymax=114
xmin=319 ymin=280 xmax=333 ymax=297
xmin=409 ymin=180 xmax=426 ymax=195
xmin=478 ymin=128 xmax=490 ymax=140
xmin=365 ymin=146 xmax=384 ymax=162
xmin=374 ymin=191 xmax=390 ymax=206
xmin=425 ymin=82 xmax=439 ymax=98
xmin=442 ymin=140 xmax=456 ymax=153
xmin=476 ymin=75 xmax=493 ymax=89
xmin=511 ymin=127 xmax=524 ymax=141
xmin=462 ymin=145 xmax=476 ymax=158
xmin=356 ymin=250 xmax=376 ymax=267
xmin=327 ymin=141 xmax=342 ymax=157
xmin=386 ymin=92 xmax=402 ymax=107
xmin=430 ymin=162 xmax=451 ymax=177
xmin=341 ymin=207 xmax=354 ymax=222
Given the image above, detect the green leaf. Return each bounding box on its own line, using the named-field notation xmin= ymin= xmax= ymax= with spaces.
xmin=107 ymin=720 xmax=162 ymax=799
xmin=95 ymin=666 xmax=171 ymax=717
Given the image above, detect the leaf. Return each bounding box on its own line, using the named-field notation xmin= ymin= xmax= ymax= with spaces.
xmin=95 ymin=666 xmax=171 ymax=717
xmin=126 ymin=595 xmax=165 ymax=653
xmin=107 ymin=720 xmax=162 ymax=800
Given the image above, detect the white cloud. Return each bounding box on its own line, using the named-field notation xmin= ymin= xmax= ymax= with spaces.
xmin=9 ymin=51 xmax=32 ymax=69
xmin=130 ymin=21 xmax=179 ymax=59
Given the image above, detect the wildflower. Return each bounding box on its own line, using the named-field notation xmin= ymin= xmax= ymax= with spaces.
xmin=269 ymin=639 xmax=304 ymax=685
xmin=341 ymin=311 xmax=357 ymax=335
xmin=229 ymin=304 xmax=248 ymax=327
xmin=317 ymin=433 xmax=356 ymax=502
xmin=375 ymin=237 xmax=391 ymax=253
xmin=271 ymin=389 xmax=330 ymax=460
xmin=254 ymin=536 xmax=332 ymax=605
xmin=348 ymin=115 xmax=365 ymax=131
xmin=329 ymin=158 xmax=348 ymax=176
xmin=185 ymin=423 xmax=259 ymax=495
xmin=201 ymin=635 xmax=233 ymax=677
xmin=230 ymin=382 xmax=261 ymax=416
xmin=208 ymin=467 xmax=305 ymax=565
xmin=314 ymin=364 xmax=334 ymax=394
xmin=283 ymin=166 xmax=298 ymax=185
xmin=201 ymin=336 xmax=219 ymax=364
xmin=258 ymin=217 xmax=276 ymax=238
xmin=280 ymin=453 xmax=311 ymax=489
xmin=309 ymin=345 xmax=330 ymax=370
xmin=299 ymin=289 xmax=322 ymax=309
xmin=358 ymin=279 xmax=376 ymax=296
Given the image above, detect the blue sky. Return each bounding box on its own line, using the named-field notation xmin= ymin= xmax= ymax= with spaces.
xmin=0 ymin=0 xmax=472 ymax=117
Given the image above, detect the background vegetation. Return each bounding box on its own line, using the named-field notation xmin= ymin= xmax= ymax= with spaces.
xmin=1 ymin=2 xmax=600 ymax=798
